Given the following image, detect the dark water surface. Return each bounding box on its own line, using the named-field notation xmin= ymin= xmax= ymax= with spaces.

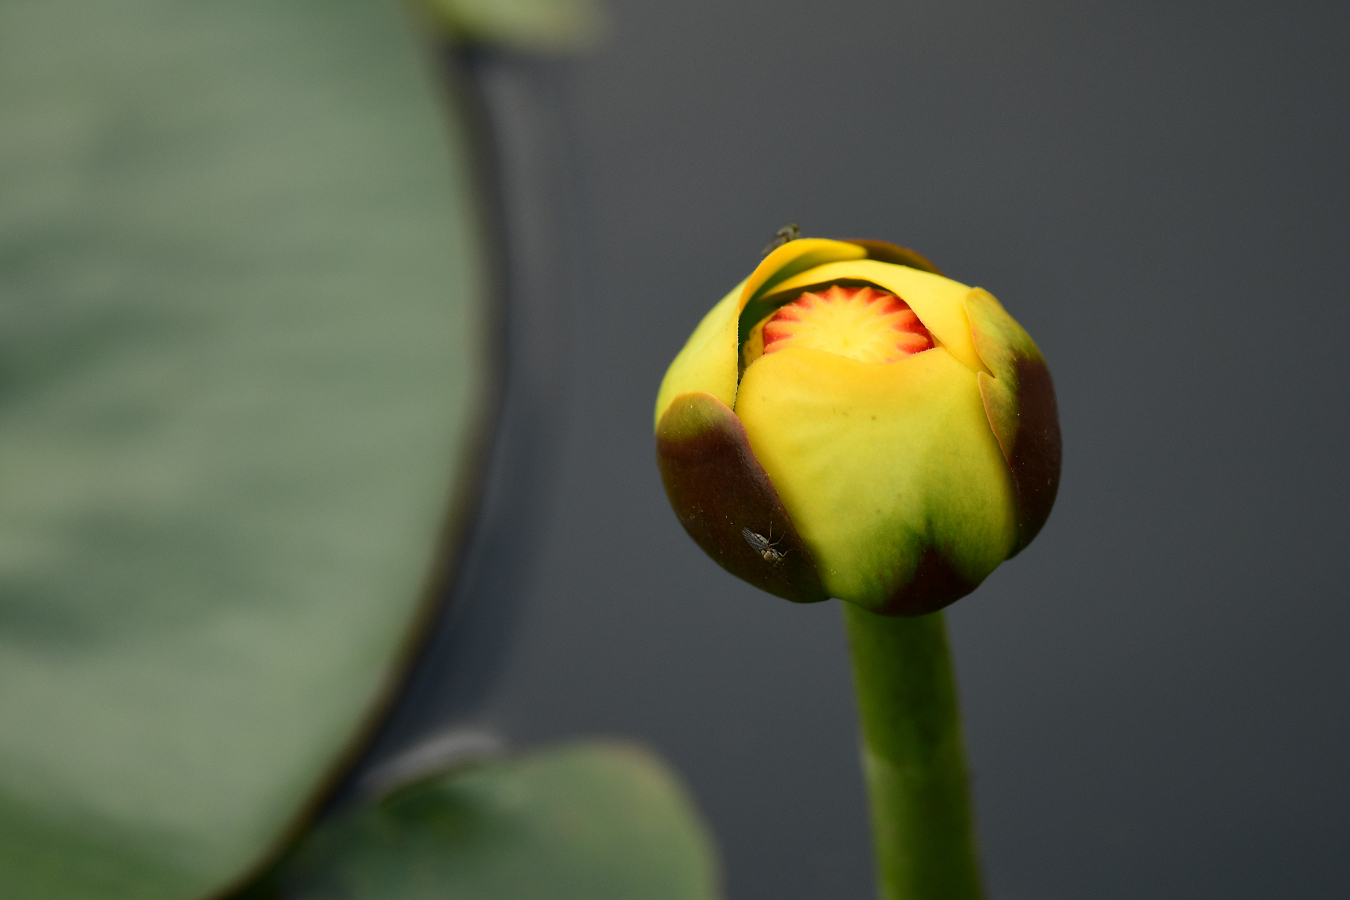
xmin=402 ymin=2 xmax=1350 ymax=898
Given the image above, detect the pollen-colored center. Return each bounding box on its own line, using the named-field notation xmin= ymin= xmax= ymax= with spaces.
xmin=761 ymin=284 xmax=934 ymax=363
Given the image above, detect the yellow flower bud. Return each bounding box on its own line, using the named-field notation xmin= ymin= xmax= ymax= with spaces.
xmin=654 ymin=237 xmax=1060 ymax=615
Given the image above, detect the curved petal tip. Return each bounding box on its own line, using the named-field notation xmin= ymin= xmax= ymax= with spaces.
xmin=843 ymin=239 xmax=945 ymax=276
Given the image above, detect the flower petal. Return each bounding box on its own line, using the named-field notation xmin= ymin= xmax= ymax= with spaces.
xmin=843 ymin=239 xmax=945 ymax=276
xmin=654 ymin=280 xmax=745 ymax=428
xmin=656 ymin=392 xmax=828 ymax=604
xmin=966 ymin=289 xmax=1062 ymax=554
xmin=757 ymin=260 xmax=988 ymax=375
xmin=735 ymin=347 xmax=1017 ymax=614
xmin=742 ymin=237 xmax=868 ymax=303
xmin=654 ymin=239 xmax=866 ymax=428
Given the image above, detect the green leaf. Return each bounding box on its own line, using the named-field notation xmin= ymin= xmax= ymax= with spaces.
xmin=0 ymin=1 xmax=489 ymax=896
xmin=421 ymin=0 xmax=606 ymax=53
xmin=248 ymin=741 xmax=723 ymax=900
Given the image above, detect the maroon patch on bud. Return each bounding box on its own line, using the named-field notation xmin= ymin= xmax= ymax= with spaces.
xmin=656 ymin=392 xmax=828 ymax=604
xmin=844 ymin=239 xmax=945 ymax=276
xmin=1002 ymin=357 xmax=1062 ymax=555
xmin=874 ymin=545 xmax=979 ymax=617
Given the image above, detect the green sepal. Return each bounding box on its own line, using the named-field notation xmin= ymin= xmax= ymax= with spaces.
xmin=656 ymin=392 xmax=828 ymax=604
xmin=966 ymin=289 xmax=1062 ymax=555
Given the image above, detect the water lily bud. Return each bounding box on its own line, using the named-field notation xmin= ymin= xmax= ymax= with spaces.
xmin=655 ymin=237 xmax=1060 ymax=616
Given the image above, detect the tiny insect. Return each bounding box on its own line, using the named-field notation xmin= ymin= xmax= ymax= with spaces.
xmin=762 ymin=223 xmax=801 ymax=256
xmin=742 ymin=526 xmax=789 ymax=567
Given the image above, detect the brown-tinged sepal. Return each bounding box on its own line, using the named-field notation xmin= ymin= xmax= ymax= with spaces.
xmin=966 ymin=289 xmax=1062 ymax=555
xmin=656 ymin=392 xmax=828 ymax=603
xmin=871 ymin=545 xmax=981 ymax=617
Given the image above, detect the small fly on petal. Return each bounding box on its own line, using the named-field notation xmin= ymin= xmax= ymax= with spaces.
xmin=742 ymin=526 xmax=788 ymax=567
xmin=762 ymin=223 xmax=801 ymax=256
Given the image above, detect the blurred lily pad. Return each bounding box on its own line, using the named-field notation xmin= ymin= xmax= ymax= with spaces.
xmin=0 ymin=0 xmax=490 ymax=896
xmin=248 ymin=741 xmax=722 ymax=900
xmin=423 ymin=0 xmax=605 ymax=53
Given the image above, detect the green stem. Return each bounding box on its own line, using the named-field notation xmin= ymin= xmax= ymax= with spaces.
xmin=843 ymin=603 xmax=984 ymax=900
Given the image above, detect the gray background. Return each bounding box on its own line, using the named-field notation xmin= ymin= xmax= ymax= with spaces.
xmin=452 ymin=2 xmax=1348 ymax=898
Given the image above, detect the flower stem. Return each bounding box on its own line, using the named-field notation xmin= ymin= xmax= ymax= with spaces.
xmin=843 ymin=603 xmax=984 ymax=900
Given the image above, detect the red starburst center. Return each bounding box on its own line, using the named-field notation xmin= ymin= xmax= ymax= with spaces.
xmin=761 ymin=284 xmax=934 ymax=364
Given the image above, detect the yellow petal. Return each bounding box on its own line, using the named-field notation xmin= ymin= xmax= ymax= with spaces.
xmin=741 ymin=238 xmax=868 ymax=303
xmin=757 ymin=260 xmax=989 ymax=375
xmin=734 ymin=346 xmax=1016 ymax=610
xmin=654 ymin=280 xmax=744 ymax=428
xmin=654 ymin=239 xmax=866 ymax=428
